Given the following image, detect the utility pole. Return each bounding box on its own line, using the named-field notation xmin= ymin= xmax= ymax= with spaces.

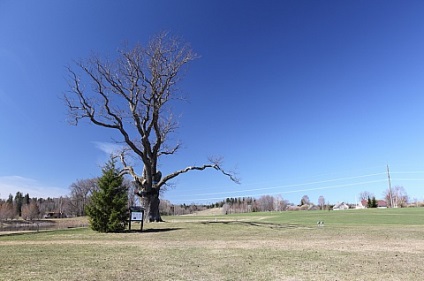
xmin=387 ymin=164 xmax=394 ymax=208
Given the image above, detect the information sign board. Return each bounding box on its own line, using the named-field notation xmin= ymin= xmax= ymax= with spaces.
xmin=131 ymin=211 xmax=143 ymax=221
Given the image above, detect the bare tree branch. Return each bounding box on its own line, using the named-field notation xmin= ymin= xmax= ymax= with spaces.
xmin=64 ymin=32 xmax=237 ymax=222
xmin=157 ymin=162 xmax=240 ymax=189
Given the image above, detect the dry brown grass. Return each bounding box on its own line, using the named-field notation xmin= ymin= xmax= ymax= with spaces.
xmin=0 ymin=211 xmax=423 ymax=280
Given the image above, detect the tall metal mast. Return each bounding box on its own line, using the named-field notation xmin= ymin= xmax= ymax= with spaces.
xmin=387 ymin=164 xmax=394 ymax=208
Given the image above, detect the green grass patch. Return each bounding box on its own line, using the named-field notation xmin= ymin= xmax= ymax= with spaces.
xmin=166 ymin=207 xmax=424 ymax=226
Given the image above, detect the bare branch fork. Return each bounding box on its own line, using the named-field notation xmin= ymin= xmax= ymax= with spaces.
xmin=120 ymin=151 xmax=239 ymax=191
xmin=157 ymin=162 xmax=240 ymax=188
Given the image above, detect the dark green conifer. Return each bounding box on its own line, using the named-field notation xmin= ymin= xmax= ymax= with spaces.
xmin=367 ymin=197 xmax=372 ymax=208
xmin=86 ymin=157 xmax=128 ymax=232
xmin=371 ymin=196 xmax=378 ymax=208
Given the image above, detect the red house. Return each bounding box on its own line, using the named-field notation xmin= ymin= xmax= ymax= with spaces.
xmin=360 ymin=199 xmax=388 ymax=208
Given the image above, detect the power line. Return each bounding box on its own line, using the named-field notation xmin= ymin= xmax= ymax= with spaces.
xmin=390 ymin=171 xmax=424 ymax=174
xmin=389 ymin=178 xmax=424 ymax=181
xmin=166 ymin=167 xmax=424 ymax=203
xmin=169 ymin=172 xmax=386 ymax=198
xmin=170 ymin=179 xmax=388 ymax=202
xmin=181 ymin=179 xmax=389 ymax=202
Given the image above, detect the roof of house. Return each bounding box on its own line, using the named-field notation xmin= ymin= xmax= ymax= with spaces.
xmin=360 ymin=199 xmax=387 ymax=207
xmin=377 ymin=200 xmax=387 ymax=207
xmin=333 ymin=202 xmax=349 ymax=210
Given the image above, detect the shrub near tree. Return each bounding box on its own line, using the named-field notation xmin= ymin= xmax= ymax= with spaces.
xmin=86 ymin=158 xmax=129 ymax=233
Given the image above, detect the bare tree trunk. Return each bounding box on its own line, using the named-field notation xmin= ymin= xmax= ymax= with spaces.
xmin=141 ymin=192 xmax=162 ymax=222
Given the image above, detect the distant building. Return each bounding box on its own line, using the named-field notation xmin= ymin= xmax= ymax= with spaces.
xmin=360 ymin=199 xmax=388 ymax=208
xmin=377 ymin=200 xmax=387 ymax=208
xmin=44 ymin=212 xmax=67 ymax=219
xmin=355 ymin=200 xmax=365 ymax=209
xmin=333 ymin=202 xmax=349 ymax=210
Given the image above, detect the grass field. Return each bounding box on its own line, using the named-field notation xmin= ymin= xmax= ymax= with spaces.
xmin=1 ymin=208 xmax=423 ymax=280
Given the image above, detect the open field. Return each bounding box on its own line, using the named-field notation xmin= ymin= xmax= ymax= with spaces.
xmin=0 ymin=208 xmax=423 ymax=280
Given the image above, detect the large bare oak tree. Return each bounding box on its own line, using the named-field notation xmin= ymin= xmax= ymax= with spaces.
xmin=65 ymin=33 xmax=238 ymax=222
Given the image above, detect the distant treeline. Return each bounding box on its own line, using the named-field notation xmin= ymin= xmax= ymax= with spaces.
xmin=0 ymin=192 xmax=68 ymax=221
xmin=3 ymin=183 xmax=421 ymax=221
xmin=158 ymin=195 xmax=330 ymax=216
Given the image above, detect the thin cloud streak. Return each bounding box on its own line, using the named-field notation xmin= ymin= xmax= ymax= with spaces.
xmin=92 ymin=141 xmax=124 ymax=155
xmin=0 ymin=176 xmax=67 ymax=199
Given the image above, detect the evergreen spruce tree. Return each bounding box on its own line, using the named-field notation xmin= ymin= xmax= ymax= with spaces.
xmin=371 ymin=196 xmax=378 ymax=208
xmin=86 ymin=157 xmax=129 ymax=232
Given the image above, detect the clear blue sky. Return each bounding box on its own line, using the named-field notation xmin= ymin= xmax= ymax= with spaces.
xmin=1 ymin=0 xmax=424 ymax=205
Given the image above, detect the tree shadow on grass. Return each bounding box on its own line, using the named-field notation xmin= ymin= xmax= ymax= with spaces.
xmin=127 ymin=227 xmax=182 ymax=233
xmin=201 ymin=220 xmax=313 ymax=230
xmin=0 ymin=231 xmax=39 ymax=238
